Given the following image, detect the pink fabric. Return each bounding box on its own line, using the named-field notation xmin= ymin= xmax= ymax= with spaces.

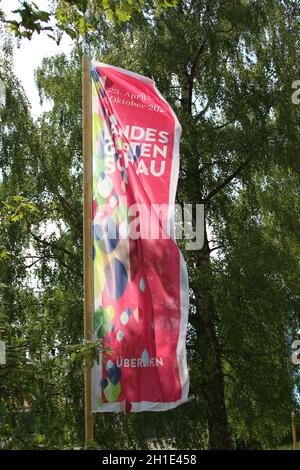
xmin=91 ymin=63 xmax=189 ymax=412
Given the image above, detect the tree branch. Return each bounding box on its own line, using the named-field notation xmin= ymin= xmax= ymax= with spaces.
xmin=190 ymin=38 xmax=207 ymax=81
xmin=24 ymin=255 xmax=49 ymax=269
xmin=28 ymin=228 xmax=74 ymax=257
xmin=51 ymin=187 xmax=82 ymax=237
xmin=212 ymin=120 xmax=235 ymax=130
xmin=181 ymin=37 xmax=207 ymax=115
xmin=204 ymin=155 xmax=253 ymax=204
xmin=209 ymin=245 xmax=223 ymax=254
xmin=195 ymin=100 xmax=210 ymax=121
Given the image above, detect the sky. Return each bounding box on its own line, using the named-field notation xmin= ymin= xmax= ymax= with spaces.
xmin=1 ymin=0 xmax=73 ymax=117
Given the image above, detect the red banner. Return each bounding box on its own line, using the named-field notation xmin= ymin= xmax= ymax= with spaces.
xmin=91 ymin=62 xmax=189 ymax=412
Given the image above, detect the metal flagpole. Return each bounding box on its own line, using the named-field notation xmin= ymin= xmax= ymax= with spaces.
xmin=82 ymin=53 xmax=94 ymax=445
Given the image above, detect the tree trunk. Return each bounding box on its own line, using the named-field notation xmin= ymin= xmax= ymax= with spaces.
xmin=192 ymin=228 xmax=231 ymax=449
xmin=180 ymin=72 xmax=231 ymax=448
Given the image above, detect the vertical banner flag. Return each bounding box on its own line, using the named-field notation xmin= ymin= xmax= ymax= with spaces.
xmin=91 ymin=62 xmax=189 ymax=412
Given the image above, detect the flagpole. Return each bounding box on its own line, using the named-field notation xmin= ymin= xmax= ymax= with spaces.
xmin=82 ymin=53 xmax=94 ymax=445
xmin=292 ymin=411 xmax=297 ymax=450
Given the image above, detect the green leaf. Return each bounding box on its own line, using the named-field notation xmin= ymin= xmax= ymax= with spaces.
xmin=70 ymin=352 xmax=77 ymax=363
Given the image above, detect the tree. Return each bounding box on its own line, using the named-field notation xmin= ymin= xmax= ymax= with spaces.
xmin=2 ymin=0 xmax=178 ymax=41
xmin=0 ymin=29 xmax=99 ymax=449
xmin=77 ymin=0 xmax=300 ymax=448
xmin=1 ymin=0 xmax=300 ymax=449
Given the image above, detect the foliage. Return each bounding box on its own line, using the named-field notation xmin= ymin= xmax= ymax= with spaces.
xmin=1 ymin=0 xmax=178 ymax=42
xmin=1 ymin=0 xmax=300 ymax=450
